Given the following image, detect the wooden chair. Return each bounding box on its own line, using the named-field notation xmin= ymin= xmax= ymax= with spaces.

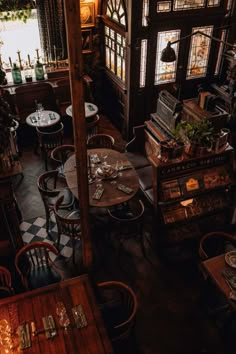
xmin=36 ymin=122 xmax=64 ymax=170
xmin=54 ymin=78 xmax=71 ymax=117
xmin=14 ymin=82 xmax=59 ymax=124
xmin=199 ymin=231 xmax=236 ymax=261
xmin=107 ymin=199 xmax=146 ymax=259
xmin=50 ymin=144 xmax=74 ymax=177
xmin=0 ymin=266 xmax=14 ymax=297
xmin=87 ymin=134 xmax=115 ymax=149
xmin=37 ymin=170 xmax=75 ymax=234
xmin=54 ymin=196 xmax=81 ymax=264
xmin=97 ymin=281 xmax=138 ymax=343
xmin=15 ymin=241 xmax=64 ymax=290
xmin=86 ymin=114 xmax=100 ymax=139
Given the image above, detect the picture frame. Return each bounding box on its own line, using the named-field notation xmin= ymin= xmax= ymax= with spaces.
xmin=82 ymin=29 xmax=93 ymax=53
xmin=80 ymin=2 xmax=95 ymax=28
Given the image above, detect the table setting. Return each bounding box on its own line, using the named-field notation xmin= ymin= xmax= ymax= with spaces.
xmin=26 ymin=103 xmax=60 ymax=128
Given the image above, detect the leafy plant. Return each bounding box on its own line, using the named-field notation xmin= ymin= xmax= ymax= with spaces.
xmin=0 ymin=94 xmax=16 ymax=154
xmin=173 ymin=119 xmax=214 ymax=147
xmin=0 ymin=1 xmax=35 ymax=23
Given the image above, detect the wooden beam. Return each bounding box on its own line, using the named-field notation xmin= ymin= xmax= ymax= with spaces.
xmin=63 ymin=0 xmax=92 ymax=270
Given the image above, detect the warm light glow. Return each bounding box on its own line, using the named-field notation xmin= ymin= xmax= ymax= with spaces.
xmin=180 ymin=199 xmax=194 ymax=207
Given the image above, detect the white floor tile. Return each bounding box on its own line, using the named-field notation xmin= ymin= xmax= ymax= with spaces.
xmin=20 ymin=222 xmax=32 ymax=232
xmin=33 ymin=217 xmax=46 ymax=227
xmin=60 ymin=246 xmax=73 ymax=258
xmin=22 ymin=232 xmax=35 ymax=243
xmin=36 ymin=228 xmax=48 ymax=238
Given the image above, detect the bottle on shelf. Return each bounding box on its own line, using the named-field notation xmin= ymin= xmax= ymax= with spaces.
xmin=11 ymin=63 xmax=22 ymax=84
xmin=24 ymin=66 xmax=33 ymax=83
xmin=35 ymin=60 xmax=44 ymax=81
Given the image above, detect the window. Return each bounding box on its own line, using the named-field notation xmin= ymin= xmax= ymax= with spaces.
xmin=140 ymin=39 xmax=148 ymax=87
xmin=142 ymin=0 xmax=149 ymax=27
xmin=106 ymin=0 xmax=126 ymax=27
xmin=0 ymin=9 xmax=41 ymax=70
xmin=157 ymin=1 xmax=171 ymax=13
xmin=186 ymin=26 xmax=213 ymax=79
xmin=155 ymin=30 xmax=180 ymax=84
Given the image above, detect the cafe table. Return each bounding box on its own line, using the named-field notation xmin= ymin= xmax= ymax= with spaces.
xmin=66 ymin=102 xmax=98 ymax=119
xmin=26 ymin=110 xmax=60 ymax=128
xmin=201 ymin=254 xmax=236 ymax=311
xmin=0 ymin=274 xmax=114 ymax=353
xmin=64 ymin=148 xmax=139 ymax=208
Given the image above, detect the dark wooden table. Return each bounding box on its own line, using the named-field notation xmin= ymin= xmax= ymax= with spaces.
xmin=201 ymin=254 xmax=236 ymax=311
xmin=64 ymin=148 xmax=139 ymax=207
xmin=0 ymin=274 xmax=114 ymax=353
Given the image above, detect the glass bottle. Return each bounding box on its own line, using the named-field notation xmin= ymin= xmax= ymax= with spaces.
xmin=35 ymin=60 xmax=44 ymax=80
xmin=11 ymin=63 xmax=22 ymax=84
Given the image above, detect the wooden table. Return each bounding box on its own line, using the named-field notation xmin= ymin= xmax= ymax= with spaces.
xmin=201 ymin=254 xmax=236 ymax=311
xmin=0 ymin=275 xmax=114 ymax=354
xmin=26 ymin=110 xmax=60 ymax=128
xmin=66 ymin=102 xmax=98 ymax=119
xmin=64 ymin=148 xmax=139 ymax=207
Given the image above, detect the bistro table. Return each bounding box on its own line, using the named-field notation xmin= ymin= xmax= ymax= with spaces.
xmin=66 ymin=102 xmax=98 ymax=119
xmin=0 ymin=274 xmax=114 ymax=354
xmin=26 ymin=110 xmax=60 ymax=128
xmin=64 ymin=148 xmax=139 ymax=208
xmin=201 ymin=254 xmax=236 ymax=311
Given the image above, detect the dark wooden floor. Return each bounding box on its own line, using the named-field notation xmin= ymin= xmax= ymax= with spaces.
xmin=12 ymin=116 xmax=234 ymax=354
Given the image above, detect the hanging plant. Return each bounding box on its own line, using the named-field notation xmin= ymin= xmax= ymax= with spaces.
xmin=0 ymin=1 xmax=35 ymax=23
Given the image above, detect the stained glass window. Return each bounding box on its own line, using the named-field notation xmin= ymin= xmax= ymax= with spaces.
xmin=105 ymin=25 xmax=126 ymax=82
xmin=186 ymin=26 xmax=213 ymax=79
xmin=157 ymin=1 xmax=171 ymax=12
xmin=207 ymin=0 xmax=220 ymax=7
xmin=155 ymin=30 xmax=180 ymax=84
xmin=142 ymin=0 xmax=149 ymax=27
xmin=106 ymin=0 xmax=126 ymax=27
xmin=174 ymin=0 xmax=205 ymax=11
xmin=140 ymin=39 xmax=148 ymax=87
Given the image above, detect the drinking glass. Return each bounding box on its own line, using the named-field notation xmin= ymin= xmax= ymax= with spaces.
xmin=55 ymin=302 xmax=70 ymax=331
xmin=36 ymin=102 xmax=44 ymax=121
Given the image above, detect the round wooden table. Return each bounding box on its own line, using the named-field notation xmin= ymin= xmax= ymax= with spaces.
xmin=64 ymin=148 xmax=139 ymax=207
xmin=26 ymin=110 xmax=60 ymax=128
xmin=66 ymin=102 xmax=98 ymax=119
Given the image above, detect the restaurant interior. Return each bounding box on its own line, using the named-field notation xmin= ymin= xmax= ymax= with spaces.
xmin=0 ymin=1 xmax=236 ymax=353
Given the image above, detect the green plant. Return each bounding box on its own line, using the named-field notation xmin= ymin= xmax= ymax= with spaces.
xmin=173 ymin=119 xmax=214 ymax=147
xmin=0 ymin=1 xmax=35 ymax=23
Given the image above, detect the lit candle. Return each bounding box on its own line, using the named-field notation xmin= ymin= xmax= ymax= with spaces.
xmin=9 ymin=56 xmax=12 ymax=67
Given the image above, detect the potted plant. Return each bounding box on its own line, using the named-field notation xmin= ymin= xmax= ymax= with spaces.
xmin=159 ymin=139 xmax=185 ymax=162
xmin=173 ymin=119 xmax=214 ymax=157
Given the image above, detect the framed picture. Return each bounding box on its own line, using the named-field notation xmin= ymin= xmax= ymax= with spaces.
xmin=80 ymin=2 xmax=95 ymax=28
xmin=82 ymin=29 xmax=92 ymax=53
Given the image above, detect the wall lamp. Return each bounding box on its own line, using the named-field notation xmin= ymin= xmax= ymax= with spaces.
xmin=161 ymin=30 xmax=235 ymax=62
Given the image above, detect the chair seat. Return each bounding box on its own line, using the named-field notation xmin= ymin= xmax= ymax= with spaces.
xmin=137 ymin=165 xmax=153 ymax=191
xmin=109 ymin=204 xmax=134 ymax=220
xmin=48 ymin=188 xmax=74 ymax=207
xmin=125 ymin=152 xmax=150 ymax=170
xmin=28 ymin=266 xmax=62 ymax=289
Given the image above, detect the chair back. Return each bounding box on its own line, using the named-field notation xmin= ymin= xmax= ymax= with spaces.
xmin=97 ymin=281 xmax=138 ymax=342
xmin=0 ymin=266 xmax=14 ymax=296
xmin=199 ymin=231 xmax=236 ymax=260
xmin=15 ymin=241 xmax=63 ymax=290
xmin=54 ymin=196 xmax=81 ymax=238
xmin=87 ymin=134 xmax=115 ymax=149
xmin=14 ymin=82 xmax=59 ymax=124
xmin=50 ymin=144 xmax=74 ymax=173
xmin=86 ymin=115 xmax=100 ymax=139
xmin=54 ymin=78 xmax=71 ymax=116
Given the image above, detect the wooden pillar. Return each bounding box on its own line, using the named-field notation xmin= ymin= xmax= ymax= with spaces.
xmin=63 ymin=0 xmax=92 ymax=270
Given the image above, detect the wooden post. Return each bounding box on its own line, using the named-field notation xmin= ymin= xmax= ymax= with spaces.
xmin=63 ymin=0 xmax=92 ymax=270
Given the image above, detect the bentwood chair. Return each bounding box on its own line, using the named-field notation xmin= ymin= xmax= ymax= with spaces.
xmin=36 ymin=122 xmax=64 ymax=170
xmin=86 ymin=114 xmax=100 ymax=139
xmin=199 ymin=231 xmax=236 ymax=261
xmin=87 ymin=134 xmax=115 ymax=149
xmin=54 ymin=196 xmax=81 ymax=264
xmin=37 ymin=170 xmax=75 ymax=234
xmin=0 ymin=266 xmax=14 ymax=297
xmin=50 ymin=144 xmax=74 ymax=177
xmin=15 ymin=241 xmax=64 ymax=290
xmin=97 ymin=281 xmax=138 ymax=343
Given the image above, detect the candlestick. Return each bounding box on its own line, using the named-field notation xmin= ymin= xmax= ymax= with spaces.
xmin=9 ymin=56 xmax=12 ymax=67
xmin=0 ymin=54 xmax=2 ymax=67
xmin=27 ymin=54 xmax=31 ymax=67
xmin=17 ymin=50 xmax=23 ymax=70
xmin=35 ymin=48 xmax=40 ymax=61
xmin=53 ymin=45 xmax=58 ymax=68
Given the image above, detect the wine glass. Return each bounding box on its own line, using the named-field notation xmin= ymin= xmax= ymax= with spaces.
xmin=55 ymin=302 xmax=70 ymax=331
xmin=36 ymin=102 xmax=44 ymax=121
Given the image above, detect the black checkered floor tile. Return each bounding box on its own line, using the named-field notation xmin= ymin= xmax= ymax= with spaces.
xmin=20 ymin=215 xmax=81 ymax=262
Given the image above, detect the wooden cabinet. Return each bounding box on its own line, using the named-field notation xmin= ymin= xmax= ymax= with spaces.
xmin=145 ymin=129 xmax=235 ymax=259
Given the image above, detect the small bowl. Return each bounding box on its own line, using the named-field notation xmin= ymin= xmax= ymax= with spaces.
xmin=225 ymin=251 xmax=236 ymax=268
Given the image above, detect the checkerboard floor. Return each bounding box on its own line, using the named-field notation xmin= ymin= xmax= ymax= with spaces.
xmin=20 ymin=215 xmax=81 ymax=262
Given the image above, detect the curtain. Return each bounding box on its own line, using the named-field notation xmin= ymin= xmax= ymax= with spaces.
xmin=35 ymin=0 xmax=67 ymax=61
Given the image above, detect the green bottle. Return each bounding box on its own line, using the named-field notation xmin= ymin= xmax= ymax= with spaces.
xmin=11 ymin=63 xmax=22 ymax=84
xmin=35 ymin=60 xmax=44 ymax=80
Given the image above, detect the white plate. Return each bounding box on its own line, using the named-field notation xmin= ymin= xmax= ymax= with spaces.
xmin=225 ymin=251 xmax=236 ymax=268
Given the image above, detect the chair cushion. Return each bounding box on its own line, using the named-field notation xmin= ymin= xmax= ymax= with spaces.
xmin=28 ymin=266 xmax=62 ymax=289
xmin=125 ymin=152 xmax=150 ymax=170
xmin=48 ymin=188 xmax=74 ymax=207
xmin=137 ymin=166 xmax=153 ymax=191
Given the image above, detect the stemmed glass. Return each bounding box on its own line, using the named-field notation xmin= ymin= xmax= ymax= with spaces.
xmin=55 ymin=302 xmax=70 ymax=332
xmin=35 ymin=102 xmax=44 ymax=121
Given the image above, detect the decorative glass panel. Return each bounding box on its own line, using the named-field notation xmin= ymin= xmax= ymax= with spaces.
xmin=155 ymin=30 xmax=180 ymax=85
xmin=207 ymin=0 xmax=220 ymax=7
xmin=214 ymin=30 xmax=226 ymax=75
xmin=106 ymin=0 xmax=126 ymax=27
xmin=140 ymin=39 xmax=148 ymax=88
xmin=104 ymin=25 xmax=126 ymax=82
xmin=174 ymin=0 xmax=205 ymax=11
xmin=142 ymin=0 xmax=149 ymax=27
xmin=157 ymin=1 xmax=171 ymax=12
xmin=187 ymin=26 xmax=213 ymax=79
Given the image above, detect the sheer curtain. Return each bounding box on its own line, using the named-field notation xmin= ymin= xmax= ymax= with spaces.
xmin=36 ymin=0 xmax=67 ymax=61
